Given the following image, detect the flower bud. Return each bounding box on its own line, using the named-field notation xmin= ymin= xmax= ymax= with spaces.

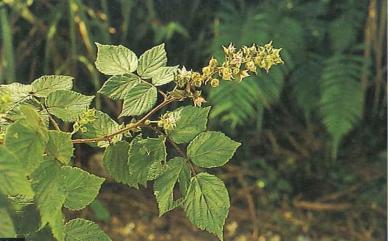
xmin=202 ymin=66 xmax=212 ymax=76
xmin=209 ymin=57 xmax=218 ymax=68
xmin=210 ymin=78 xmax=220 ymax=87
xmin=245 ymin=61 xmax=256 ymax=72
xmin=192 ymin=78 xmax=202 ymax=87
xmin=220 ymin=67 xmax=232 ymax=80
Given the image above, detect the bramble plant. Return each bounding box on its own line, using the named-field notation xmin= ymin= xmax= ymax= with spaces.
xmin=0 ymin=42 xmax=282 ymax=240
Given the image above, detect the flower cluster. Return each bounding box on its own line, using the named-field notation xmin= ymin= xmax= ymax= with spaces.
xmin=172 ymin=42 xmax=282 ymax=106
xmin=73 ymin=108 xmax=96 ymax=133
xmin=174 ymin=41 xmax=283 ymax=90
xmin=157 ymin=112 xmax=177 ymax=131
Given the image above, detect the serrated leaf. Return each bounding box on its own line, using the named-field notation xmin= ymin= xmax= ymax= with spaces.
xmin=120 ymin=82 xmax=157 ymax=117
xmin=98 ymin=74 xmax=141 ymax=100
xmin=0 ymin=146 xmax=33 ymax=197
xmin=46 ymin=130 xmax=73 ymax=165
xmin=31 ymin=75 xmax=73 ymax=97
xmin=46 ymin=90 xmax=94 ymax=122
xmin=168 ymin=106 xmax=211 ymax=144
xmin=147 ymin=161 xmax=168 ymax=181
xmin=103 ymin=141 xmax=132 ymax=184
xmin=187 ymin=131 xmax=240 ymax=168
xmin=31 ymin=161 xmax=66 ymax=231
xmin=3 ymin=100 xmax=49 ymax=126
xmin=61 ymin=166 xmax=104 ymax=210
xmin=5 ymin=117 xmax=48 ymax=172
xmin=95 ymin=43 xmax=138 ymax=75
xmin=151 ymin=66 xmax=178 ymax=86
xmin=127 ymin=136 xmax=166 ymax=188
xmin=183 ymin=173 xmax=230 ymax=241
xmin=137 ymin=43 xmax=167 ymax=78
xmin=153 ymin=157 xmax=190 ymax=216
xmin=0 ymin=83 xmax=33 ymax=113
xmin=65 ymin=218 xmax=111 ymax=241
xmin=80 ymin=110 xmax=123 ymax=148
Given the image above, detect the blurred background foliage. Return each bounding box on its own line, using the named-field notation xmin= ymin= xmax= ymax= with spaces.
xmin=0 ymin=0 xmax=386 ymax=240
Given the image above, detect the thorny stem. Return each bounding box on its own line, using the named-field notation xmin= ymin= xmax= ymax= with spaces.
xmin=71 ymin=96 xmax=177 ymax=144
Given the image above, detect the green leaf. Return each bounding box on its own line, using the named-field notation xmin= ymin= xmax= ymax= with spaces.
xmin=46 ymin=130 xmax=73 ymax=165
xmin=137 ymin=43 xmax=167 ymax=78
xmin=167 ymin=106 xmax=211 ymax=144
xmin=187 ymin=131 xmax=240 ymax=168
xmin=0 ymin=83 xmax=33 ymax=113
xmin=103 ymin=141 xmax=132 ymax=184
xmin=80 ymin=110 xmax=123 ymax=148
xmin=153 ymin=157 xmax=190 ymax=216
xmin=183 ymin=173 xmax=230 ymax=241
xmin=6 ymin=199 xmax=41 ymax=236
xmin=98 ymin=74 xmax=141 ymax=100
xmin=49 ymin=210 xmax=65 ymax=241
xmin=0 ymin=207 xmax=16 ymax=237
xmin=120 ymin=82 xmax=157 ymax=117
xmin=5 ymin=118 xmax=48 ymax=171
xmin=64 ymin=218 xmax=111 ymax=241
xmin=127 ymin=136 xmax=166 ymax=188
xmin=0 ymin=146 xmax=33 ymax=197
xmin=46 ymin=90 xmax=94 ymax=122
xmin=95 ymin=43 xmax=138 ymax=75
xmin=61 ymin=166 xmax=105 ymax=210
xmin=151 ymin=66 xmax=178 ymax=86
xmin=31 ymin=161 xmax=66 ymax=233
xmin=26 ymin=226 xmax=57 ymax=241
xmin=319 ymin=54 xmax=364 ymax=158
xmin=31 ymin=75 xmax=73 ymax=97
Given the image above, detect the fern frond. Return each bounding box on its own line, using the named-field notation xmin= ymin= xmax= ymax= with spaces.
xmin=319 ymin=54 xmax=366 ymax=157
xmin=329 ymin=0 xmax=368 ymax=52
xmin=209 ymin=68 xmax=284 ymax=128
xmin=291 ymin=56 xmax=323 ymax=117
